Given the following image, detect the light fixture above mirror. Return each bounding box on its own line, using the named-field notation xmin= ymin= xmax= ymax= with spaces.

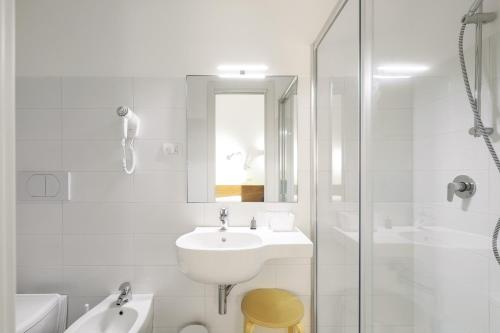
xmin=217 ymin=64 xmax=268 ymax=79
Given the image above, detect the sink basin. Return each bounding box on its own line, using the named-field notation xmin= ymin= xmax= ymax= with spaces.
xmin=176 ymin=227 xmax=312 ymax=284
xmin=179 ymin=230 xmax=263 ymax=249
xmin=65 ymin=294 xmax=153 ymax=333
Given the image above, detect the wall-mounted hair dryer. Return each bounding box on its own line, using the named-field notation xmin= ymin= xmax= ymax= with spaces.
xmin=117 ymin=106 xmax=140 ymax=174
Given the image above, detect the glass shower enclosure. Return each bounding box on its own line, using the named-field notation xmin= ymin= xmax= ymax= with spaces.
xmin=312 ymin=0 xmax=500 ymax=332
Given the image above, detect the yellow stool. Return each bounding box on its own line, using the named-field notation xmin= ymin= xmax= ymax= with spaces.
xmin=241 ymin=289 xmax=304 ymax=333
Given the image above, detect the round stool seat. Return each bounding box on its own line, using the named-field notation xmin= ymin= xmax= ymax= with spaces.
xmin=241 ymin=289 xmax=304 ymax=328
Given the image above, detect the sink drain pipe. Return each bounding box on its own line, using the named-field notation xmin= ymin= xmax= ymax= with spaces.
xmin=218 ymin=284 xmax=236 ymax=314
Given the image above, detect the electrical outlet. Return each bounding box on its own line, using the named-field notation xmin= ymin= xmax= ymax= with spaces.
xmin=163 ymin=142 xmax=182 ymax=155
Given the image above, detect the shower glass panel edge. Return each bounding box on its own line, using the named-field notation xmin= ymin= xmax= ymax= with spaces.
xmin=311 ymin=0 xmax=362 ymax=332
xmin=359 ymin=0 xmax=372 ymax=332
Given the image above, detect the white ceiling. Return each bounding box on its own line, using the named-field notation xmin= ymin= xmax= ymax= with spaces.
xmin=16 ymin=0 xmax=338 ymax=76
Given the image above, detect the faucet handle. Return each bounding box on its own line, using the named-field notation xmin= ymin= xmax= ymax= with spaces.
xmin=219 ymin=208 xmax=228 ymax=220
xmin=447 ymin=175 xmax=476 ymax=202
xmin=447 ymin=182 xmax=462 ymax=202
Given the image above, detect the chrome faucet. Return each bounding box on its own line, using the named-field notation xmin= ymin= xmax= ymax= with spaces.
xmin=447 ymin=175 xmax=476 ymax=202
xmin=116 ymin=282 xmax=132 ymax=306
xmin=219 ymin=208 xmax=229 ymax=231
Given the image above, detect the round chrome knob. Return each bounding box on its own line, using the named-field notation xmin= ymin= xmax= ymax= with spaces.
xmin=447 ymin=175 xmax=476 ymax=202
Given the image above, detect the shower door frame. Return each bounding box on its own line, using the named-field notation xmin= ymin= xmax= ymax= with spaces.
xmin=0 ymin=0 xmax=16 ymax=330
xmin=310 ymin=0 xmax=372 ymax=332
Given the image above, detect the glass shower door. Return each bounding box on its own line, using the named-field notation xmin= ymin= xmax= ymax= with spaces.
xmin=315 ymin=0 xmax=360 ymax=332
xmin=315 ymin=0 xmax=500 ymax=332
xmin=364 ymin=0 xmax=500 ymax=332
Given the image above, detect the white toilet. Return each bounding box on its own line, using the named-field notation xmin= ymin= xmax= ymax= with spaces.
xmin=16 ymin=294 xmax=67 ymax=333
xmin=179 ymin=324 xmax=208 ymax=333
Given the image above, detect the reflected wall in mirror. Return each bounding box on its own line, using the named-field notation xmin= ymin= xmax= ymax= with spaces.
xmin=187 ymin=75 xmax=298 ymax=203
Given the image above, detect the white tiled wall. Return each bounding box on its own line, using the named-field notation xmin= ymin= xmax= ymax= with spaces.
xmin=369 ymin=79 xmax=415 ymax=333
xmin=315 ymin=73 xmax=415 ymax=333
xmin=362 ymin=1 xmax=500 ymax=332
xmin=410 ymin=29 xmax=500 ymax=333
xmin=16 ymin=76 xmax=312 ymax=333
xmin=364 ymin=30 xmax=500 ymax=333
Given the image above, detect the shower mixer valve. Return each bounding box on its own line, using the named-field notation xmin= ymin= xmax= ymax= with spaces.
xmin=447 ymin=175 xmax=476 ymax=202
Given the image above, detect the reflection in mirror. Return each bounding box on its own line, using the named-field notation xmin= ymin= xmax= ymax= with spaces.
xmin=187 ymin=75 xmax=298 ymax=203
xmin=215 ymin=93 xmax=265 ymax=202
xmin=278 ymin=77 xmax=298 ymax=202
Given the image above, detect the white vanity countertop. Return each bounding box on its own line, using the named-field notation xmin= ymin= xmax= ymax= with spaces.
xmin=189 ymin=226 xmax=312 ymax=247
xmin=176 ymin=226 xmax=313 ymax=284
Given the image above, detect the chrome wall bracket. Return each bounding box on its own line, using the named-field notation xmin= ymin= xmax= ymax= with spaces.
xmin=468 ymin=126 xmax=494 ymax=137
xmin=462 ymin=12 xmax=497 ymax=24
xmin=463 ymin=9 xmax=496 ymax=138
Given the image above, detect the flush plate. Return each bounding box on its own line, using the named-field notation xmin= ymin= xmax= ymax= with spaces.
xmin=17 ymin=171 xmax=70 ymax=201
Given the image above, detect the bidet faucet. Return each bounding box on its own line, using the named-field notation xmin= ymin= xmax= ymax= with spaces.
xmin=219 ymin=208 xmax=229 ymax=231
xmin=116 ymin=282 xmax=132 ymax=306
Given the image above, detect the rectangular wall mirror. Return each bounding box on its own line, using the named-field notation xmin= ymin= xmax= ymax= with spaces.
xmin=187 ymin=75 xmax=298 ymax=203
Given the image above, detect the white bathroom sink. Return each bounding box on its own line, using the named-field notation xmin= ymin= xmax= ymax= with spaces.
xmin=176 ymin=227 xmax=312 ymax=284
xmin=65 ymin=294 xmax=153 ymax=333
xmin=179 ymin=230 xmax=263 ymax=249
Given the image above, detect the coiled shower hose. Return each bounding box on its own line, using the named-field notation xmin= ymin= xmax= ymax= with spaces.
xmin=459 ymin=22 xmax=500 ymax=264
